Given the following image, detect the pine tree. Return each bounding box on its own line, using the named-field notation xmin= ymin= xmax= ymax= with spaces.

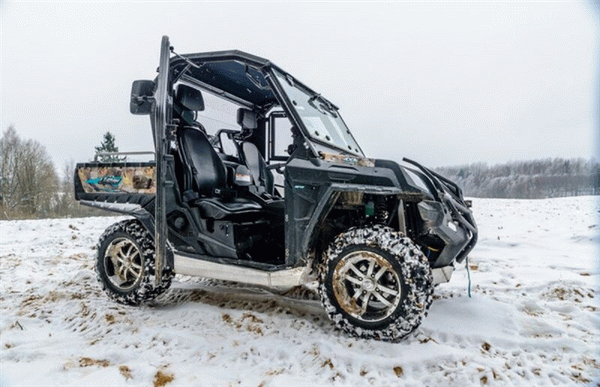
xmin=95 ymin=132 xmax=126 ymax=162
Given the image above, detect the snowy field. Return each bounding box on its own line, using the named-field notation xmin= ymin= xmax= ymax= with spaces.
xmin=1 ymin=197 xmax=599 ymax=387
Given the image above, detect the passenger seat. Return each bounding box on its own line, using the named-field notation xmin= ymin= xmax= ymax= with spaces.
xmin=236 ymin=108 xmax=275 ymax=196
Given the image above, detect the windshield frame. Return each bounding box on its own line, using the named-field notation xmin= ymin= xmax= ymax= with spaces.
xmin=269 ymin=68 xmax=364 ymax=157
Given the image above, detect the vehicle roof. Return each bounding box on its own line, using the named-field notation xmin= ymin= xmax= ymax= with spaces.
xmin=171 ymin=50 xmax=281 ymax=108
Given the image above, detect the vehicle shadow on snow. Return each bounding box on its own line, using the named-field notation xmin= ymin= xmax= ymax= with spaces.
xmin=149 ymin=277 xmax=332 ymax=325
xmin=146 ymin=279 xmax=499 ymax=344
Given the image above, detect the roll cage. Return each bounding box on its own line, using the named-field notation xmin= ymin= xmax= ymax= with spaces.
xmin=167 ymin=48 xmax=363 ymax=158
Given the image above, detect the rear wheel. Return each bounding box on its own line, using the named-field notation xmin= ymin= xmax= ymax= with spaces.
xmin=319 ymin=225 xmax=433 ymax=342
xmin=96 ymin=220 xmax=173 ymax=305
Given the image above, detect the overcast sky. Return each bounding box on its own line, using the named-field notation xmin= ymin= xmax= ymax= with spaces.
xmin=2 ymin=1 xmax=599 ymax=169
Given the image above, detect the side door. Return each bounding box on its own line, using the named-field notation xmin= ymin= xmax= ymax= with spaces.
xmin=152 ymin=35 xmax=172 ymax=284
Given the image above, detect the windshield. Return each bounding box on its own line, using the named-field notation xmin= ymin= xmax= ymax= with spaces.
xmin=273 ymin=70 xmax=363 ymax=156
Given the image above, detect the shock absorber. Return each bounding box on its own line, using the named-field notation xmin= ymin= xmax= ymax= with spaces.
xmin=374 ymin=196 xmax=389 ymax=224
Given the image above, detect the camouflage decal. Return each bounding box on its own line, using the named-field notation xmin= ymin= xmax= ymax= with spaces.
xmin=78 ymin=166 xmax=156 ymax=194
xmin=321 ymin=153 xmax=375 ymax=168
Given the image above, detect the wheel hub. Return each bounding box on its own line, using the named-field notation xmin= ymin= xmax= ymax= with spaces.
xmin=332 ymin=250 xmax=402 ymax=323
xmin=104 ymin=237 xmax=144 ymax=291
xmin=362 ymin=279 xmax=376 ymax=292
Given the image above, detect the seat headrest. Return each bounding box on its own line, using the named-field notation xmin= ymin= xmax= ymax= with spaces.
xmin=237 ymin=108 xmax=257 ymax=130
xmin=176 ymin=84 xmax=204 ymax=112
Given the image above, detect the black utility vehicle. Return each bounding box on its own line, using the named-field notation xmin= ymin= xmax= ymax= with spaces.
xmin=75 ymin=36 xmax=477 ymax=341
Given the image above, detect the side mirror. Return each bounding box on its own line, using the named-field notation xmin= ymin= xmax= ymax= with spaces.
xmin=130 ymin=80 xmax=155 ymax=115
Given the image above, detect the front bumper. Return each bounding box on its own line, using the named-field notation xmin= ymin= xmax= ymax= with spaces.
xmin=403 ymin=158 xmax=478 ymax=266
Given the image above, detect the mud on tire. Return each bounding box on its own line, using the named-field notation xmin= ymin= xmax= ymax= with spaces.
xmin=319 ymin=225 xmax=433 ymax=342
xmin=96 ymin=219 xmax=174 ymax=305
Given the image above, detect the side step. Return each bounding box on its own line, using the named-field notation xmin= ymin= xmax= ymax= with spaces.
xmin=173 ymin=254 xmax=312 ymax=290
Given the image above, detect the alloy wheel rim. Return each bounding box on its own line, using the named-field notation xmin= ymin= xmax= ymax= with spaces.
xmin=105 ymin=238 xmax=144 ymax=290
xmin=332 ymin=250 xmax=402 ymax=322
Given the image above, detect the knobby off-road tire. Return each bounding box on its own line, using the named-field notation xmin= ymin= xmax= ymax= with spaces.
xmin=96 ymin=219 xmax=174 ymax=306
xmin=319 ymin=225 xmax=433 ymax=342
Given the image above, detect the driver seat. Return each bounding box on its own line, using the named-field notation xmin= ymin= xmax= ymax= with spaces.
xmin=177 ymin=126 xmax=262 ymax=219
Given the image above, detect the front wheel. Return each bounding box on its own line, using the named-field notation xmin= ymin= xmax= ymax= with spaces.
xmin=319 ymin=225 xmax=433 ymax=342
xmin=96 ymin=219 xmax=173 ymax=305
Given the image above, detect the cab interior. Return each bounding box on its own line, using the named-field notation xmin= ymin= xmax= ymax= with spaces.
xmin=164 ymin=61 xmax=296 ymax=266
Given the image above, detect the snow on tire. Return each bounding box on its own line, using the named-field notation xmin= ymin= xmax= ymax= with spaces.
xmin=319 ymin=225 xmax=433 ymax=342
xmin=95 ymin=219 xmax=174 ymax=306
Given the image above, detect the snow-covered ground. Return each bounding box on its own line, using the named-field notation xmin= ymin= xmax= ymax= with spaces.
xmin=1 ymin=197 xmax=598 ymax=386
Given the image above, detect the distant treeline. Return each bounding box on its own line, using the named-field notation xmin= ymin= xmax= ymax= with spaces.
xmin=435 ymin=158 xmax=600 ymax=199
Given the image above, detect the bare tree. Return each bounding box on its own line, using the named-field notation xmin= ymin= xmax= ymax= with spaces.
xmin=54 ymin=160 xmax=75 ymax=216
xmin=0 ymin=126 xmax=22 ymax=216
xmin=0 ymin=126 xmax=58 ymax=218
